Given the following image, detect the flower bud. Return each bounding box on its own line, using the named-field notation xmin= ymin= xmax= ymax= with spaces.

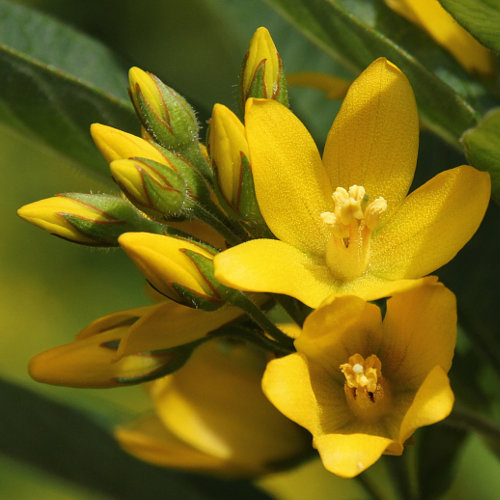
xmin=129 ymin=67 xmax=199 ymax=151
xmin=28 ymin=313 xmax=194 ymax=388
xmin=17 ymin=193 xmax=166 ymax=246
xmin=241 ymin=27 xmax=288 ymax=109
xmin=110 ymin=158 xmax=188 ymax=220
xmin=119 ymin=232 xmax=232 ymax=310
xmin=90 ymin=123 xmax=167 ymax=165
xmin=208 ymin=104 xmax=270 ymax=235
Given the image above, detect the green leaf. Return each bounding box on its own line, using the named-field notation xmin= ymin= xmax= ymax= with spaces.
xmin=265 ymin=0 xmax=498 ymax=146
xmin=0 ymin=377 xmax=270 ymax=500
xmin=0 ymin=0 xmax=138 ymax=176
xmin=416 ymin=424 xmax=468 ymax=500
xmin=462 ymin=108 xmax=500 ymax=202
xmin=439 ymin=0 xmax=500 ymax=52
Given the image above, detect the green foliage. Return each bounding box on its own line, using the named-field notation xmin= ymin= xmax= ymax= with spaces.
xmin=0 ymin=0 xmax=137 ymax=175
xmin=462 ymin=108 xmax=500 ymax=202
xmin=265 ymin=0 xmax=493 ymax=144
xmin=0 ymin=377 xmax=270 ymax=500
xmin=439 ymin=0 xmax=500 ymax=52
xmin=416 ymin=424 xmax=468 ymax=500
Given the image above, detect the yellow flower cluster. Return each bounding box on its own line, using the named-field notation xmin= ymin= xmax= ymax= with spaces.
xmin=19 ymin=26 xmax=491 ymax=478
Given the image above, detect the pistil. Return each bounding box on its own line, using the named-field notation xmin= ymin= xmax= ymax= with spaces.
xmin=321 ymin=185 xmax=387 ymax=281
xmin=340 ymin=353 xmax=391 ymax=421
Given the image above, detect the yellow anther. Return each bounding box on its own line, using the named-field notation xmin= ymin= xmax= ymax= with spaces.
xmin=348 ymin=184 xmax=366 ymax=202
xmin=321 ymin=184 xmax=387 ymax=281
xmin=320 ymin=211 xmax=337 ymax=225
xmin=340 ymin=353 xmax=381 ymax=394
xmin=365 ymin=197 xmax=388 ymax=229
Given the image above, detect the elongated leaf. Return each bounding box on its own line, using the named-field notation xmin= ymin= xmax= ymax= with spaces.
xmin=439 ymin=0 xmax=500 ymax=52
xmin=0 ymin=0 xmax=138 ymax=175
xmin=462 ymin=108 xmax=500 ymax=202
xmin=416 ymin=424 xmax=468 ymax=500
xmin=0 ymin=378 xmax=270 ymax=500
xmin=265 ymin=0 xmax=497 ymax=147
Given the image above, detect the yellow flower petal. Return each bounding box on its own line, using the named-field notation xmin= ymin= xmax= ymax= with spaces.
xmin=214 ymin=239 xmax=337 ymax=308
xmin=76 ymin=304 xmax=157 ymax=340
xmin=399 ymin=365 xmax=454 ymax=444
xmin=296 ymin=296 xmax=382 ymax=381
xmin=262 ymin=352 xmax=352 ymax=436
xmin=90 ymin=123 xmax=167 ymax=164
xmin=381 ymin=282 xmax=456 ymax=389
xmin=153 ymin=342 xmax=309 ymax=473
xmin=115 ymin=415 xmax=224 ymax=471
xmin=322 ymin=58 xmax=419 ymax=219
xmin=117 ymin=302 xmax=244 ymax=358
xmin=370 ymin=165 xmax=491 ymax=279
xmin=245 ymin=98 xmax=333 ymax=255
xmin=385 ymin=0 xmax=493 ymax=75
xmin=215 ymin=239 xmax=435 ymax=307
xmin=314 ymin=434 xmax=394 ymax=478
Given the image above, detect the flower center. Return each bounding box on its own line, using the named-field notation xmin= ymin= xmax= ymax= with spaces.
xmin=340 ymin=353 xmax=391 ymax=421
xmin=320 ymin=185 xmax=386 ymax=281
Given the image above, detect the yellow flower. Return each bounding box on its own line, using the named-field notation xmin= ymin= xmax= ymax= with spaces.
xmin=214 ymin=58 xmax=490 ymax=308
xmin=263 ymin=281 xmax=456 ymax=477
xmin=385 ymin=0 xmax=493 ymax=75
xmin=116 ymin=339 xmax=309 ymax=477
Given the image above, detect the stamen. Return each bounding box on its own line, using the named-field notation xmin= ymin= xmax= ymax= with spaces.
xmin=320 ymin=184 xmax=387 ymax=281
xmin=340 ymin=353 xmax=391 ymax=421
xmin=320 ymin=211 xmax=337 ymax=225
xmin=365 ymin=197 xmax=388 ymax=229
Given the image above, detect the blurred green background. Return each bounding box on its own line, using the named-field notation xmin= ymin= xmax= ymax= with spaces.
xmin=1 ymin=0 xmax=499 ymax=498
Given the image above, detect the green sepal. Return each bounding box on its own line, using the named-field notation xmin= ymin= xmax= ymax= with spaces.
xmin=171 ymin=248 xmax=237 ymax=311
xmin=241 ymin=58 xmax=289 ymax=111
xmin=238 ymin=154 xmax=274 ymax=237
xmin=155 ymin=146 xmax=213 ymax=204
xmin=133 ymin=75 xmax=199 ymax=152
xmin=115 ymin=157 xmax=188 ymax=220
xmin=102 ymin=340 xmax=197 ymax=386
xmin=61 ymin=193 xmax=168 ymax=246
xmin=462 ymin=108 xmax=500 ymax=203
xmin=209 ymin=153 xmax=273 ymax=239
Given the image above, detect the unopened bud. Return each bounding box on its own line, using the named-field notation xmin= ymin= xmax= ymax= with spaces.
xmin=90 ymin=123 xmax=167 ymax=165
xmin=208 ymin=104 xmax=269 ymax=235
xmin=119 ymin=232 xmax=233 ymax=310
xmin=110 ymin=158 xmax=187 ymax=220
xmin=129 ymin=67 xmax=198 ymax=151
xmin=29 ymin=316 xmax=194 ymax=388
xmin=241 ymin=27 xmax=288 ymax=109
xmin=17 ymin=193 xmax=165 ymax=246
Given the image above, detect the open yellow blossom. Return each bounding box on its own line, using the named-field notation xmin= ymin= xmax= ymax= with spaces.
xmin=385 ymin=0 xmax=493 ymax=75
xmin=263 ymin=281 xmax=456 ymax=477
xmin=214 ymin=58 xmax=490 ymax=308
xmin=116 ymin=339 xmax=309 ymax=477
